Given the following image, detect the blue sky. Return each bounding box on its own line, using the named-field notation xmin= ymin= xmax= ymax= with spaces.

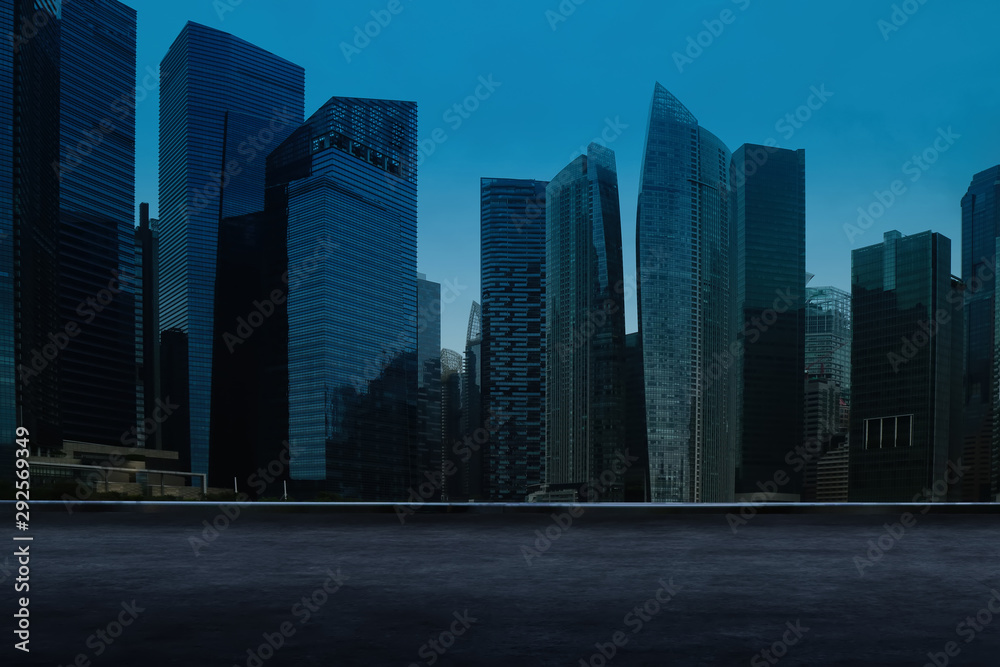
xmin=131 ymin=0 xmax=1000 ymax=354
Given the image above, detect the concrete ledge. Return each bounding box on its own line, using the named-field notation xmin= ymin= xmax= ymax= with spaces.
xmin=10 ymin=500 xmax=1000 ymax=514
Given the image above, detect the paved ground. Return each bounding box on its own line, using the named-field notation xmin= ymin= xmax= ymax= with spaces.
xmin=3 ymin=507 xmax=999 ymax=666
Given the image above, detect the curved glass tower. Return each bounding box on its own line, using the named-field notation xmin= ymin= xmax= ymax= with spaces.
xmin=636 ymin=83 xmax=733 ymax=502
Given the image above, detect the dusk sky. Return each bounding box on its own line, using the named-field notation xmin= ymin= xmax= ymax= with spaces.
xmin=130 ymin=0 xmax=1000 ymax=353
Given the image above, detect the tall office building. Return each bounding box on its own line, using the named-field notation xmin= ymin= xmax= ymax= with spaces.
xmin=0 ymin=1 xmax=15 ymax=478
xmin=461 ymin=302 xmax=485 ymax=500
xmin=440 ymin=348 xmax=464 ymax=501
xmin=158 ymin=23 xmax=304 ymax=477
xmin=416 ymin=275 xmax=442 ymax=499
xmin=480 ymin=178 xmax=547 ymax=501
xmin=135 ymin=203 xmax=161 ymax=449
xmin=7 ymin=0 xmax=138 ymax=454
xmin=623 ymin=332 xmax=650 ymax=501
xmin=805 ymin=285 xmax=851 ymax=431
xmin=636 ymin=84 xmax=732 ymax=502
xmin=545 ymin=143 xmax=626 ymax=500
xmin=267 ymin=95 xmax=418 ymax=500
xmin=961 ymin=166 xmax=1000 ymax=501
xmin=849 ymin=230 xmax=964 ymax=502
xmin=732 ymin=144 xmax=806 ymax=498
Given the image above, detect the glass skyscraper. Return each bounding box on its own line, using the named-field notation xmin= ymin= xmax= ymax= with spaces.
xmin=0 ymin=0 xmax=15 ymax=479
xmin=731 ymin=144 xmax=806 ymax=497
xmin=961 ymin=166 xmax=1000 ymax=501
xmin=416 ymin=275 xmax=442 ymax=500
xmin=267 ymin=95 xmax=418 ymax=500
xmin=158 ymin=23 xmax=304 ymax=476
xmin=480 ymin=178 xmax=546 ymax=501
xmin=5 ymin=0 xmax=137 ymax=455
xmin=461 ymin=302 xmax=485 ymax=500
xmin=636 ymin=84 xmax=732 ymax=502
xmin=849 ymin=230 xmax=964 ymax=501
xmin=545 ymin=143 xmax=626 ymax=500
xmin=805 ymin=285 xmax=851 ymax=430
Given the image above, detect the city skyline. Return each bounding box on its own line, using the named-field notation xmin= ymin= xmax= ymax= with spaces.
xmin=124 ymin=0 xmax=1000 ymax=354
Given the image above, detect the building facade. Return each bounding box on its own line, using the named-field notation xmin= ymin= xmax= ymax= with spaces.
xmin=731 ymin=144 xmax=806 ymax=498
xmin=158 ymin=22 xmax=304 ymax=477
xmin=416 ymin=275 xmax=442 ymax=499
xmin=961 ymin=166 xmax=1000 ymax=501
xmin=267 ymin=96 xmax=418 ymax=500
xmin=636 ymin=84 xmax=733 ymax=502
xmin=849 ymin=230 xmax=964 ymax=501
xmin=480 ymin=177 xmax=547 ymax=501
xmin=545 ymin=143 xmax=626 ymax=500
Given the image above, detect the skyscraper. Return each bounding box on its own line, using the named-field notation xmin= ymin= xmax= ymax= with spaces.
xmin=480 ymin=177 xmax=546 ymax=501
xmin=0 ymin=0 xmax=16 ymax=480
xmin=267 ymin=95 xmax=418 ymax=500
xmin=805 ymin=285 xmax=851 ymax=431
xmin=440 ymin=348 xmax=464 ymax=501
xmin=961 ymin=166 xmax=1000 ymax=501
xmin=636 ymin=84 xmax=732 ymax=502
xmin=731 ymin=144 xmax=806 ymax=498
xmin=158 ymin=22 xmax=304 ymax=477
xmin=461 ymin=302 xmax=485 ymax=500
xmin=545 ymin=143 xmax=626 ymax=500
xmin=849 ymin=230 xmax=964 ymax=502
xmin=416 ymin=275 xmax=442 ymax=499
xmin=8 ymin=0 xmax=138 ymax=453
xmin=135 ymin=203 xmax=161 ymax=449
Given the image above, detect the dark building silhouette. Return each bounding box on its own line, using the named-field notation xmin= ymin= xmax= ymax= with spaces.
xmin=961 ymin=165 xmax=1000 ymax=501
xmin=440 ymin=348 xmax=464 ymax=501
xmin=266 ymin=96 xmax=418 ymax=500
xmin=849 ymin=230 xmax=964 ymax=502
xmin=545 ymin=143 xmax=626 ymax=501
xmin=5 ymin=0 xmax=138 ymax=455
xmin=209 ymin=210 xmax=287 ymax=493
xmin=160 ymin=328 xmax=191 ymax=471
xmin=0 ymin=0 xmax=11 ymax=478
xmin=158 ymin=22 xmax=304 ymax=478
xmin=416 ymin=276 xmax=442 ymax=500
xmin=732 ymin=144 xmax=806 ymax=499
xmin=636 ymin=84 xmax=733 ymax=502
xmin=461 ymin=302 xmax=485 ymax=500
xmin=480 ymin=178 xmax=547 ymax=501
xmin=623 ymin=332 xmax=650 ymax=501
xmin=135 ymin=203 xmax=162 ymax=449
